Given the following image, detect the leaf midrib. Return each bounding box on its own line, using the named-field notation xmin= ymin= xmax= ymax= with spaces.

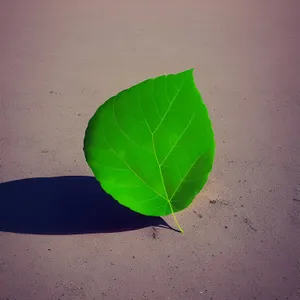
xmin=103 ymin=71 xmax=197 ymax=211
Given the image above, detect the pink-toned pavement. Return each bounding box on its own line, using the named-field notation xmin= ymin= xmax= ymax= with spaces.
xmin=1 ymin=1 xmax=300 ymax=299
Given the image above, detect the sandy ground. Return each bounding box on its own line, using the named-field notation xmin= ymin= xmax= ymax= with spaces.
xmin=1 ymin=0 xmax=300 ymax=299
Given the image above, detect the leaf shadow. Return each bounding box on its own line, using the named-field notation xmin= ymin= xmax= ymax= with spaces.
xmin=0 ymin=176 xmax=177 ymax=235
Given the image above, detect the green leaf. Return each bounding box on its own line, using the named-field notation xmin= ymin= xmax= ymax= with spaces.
xmin=83 ymin=68 xmax=215 ymax=232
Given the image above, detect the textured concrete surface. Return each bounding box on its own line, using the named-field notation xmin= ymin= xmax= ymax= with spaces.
xmin=1 ymin=1 xmax=300 ymax=299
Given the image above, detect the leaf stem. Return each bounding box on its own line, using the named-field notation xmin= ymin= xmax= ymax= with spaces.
xmin=169 ymin=203 xmax=184 ymax=234
xmin=172 ymin=212 xmax=184 ymax=234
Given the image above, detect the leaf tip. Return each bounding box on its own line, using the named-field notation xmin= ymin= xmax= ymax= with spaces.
xmin=185 ymin=68 xmax=196 ymax=81
xmin=186 ymin=67 xmax=195 ymax=74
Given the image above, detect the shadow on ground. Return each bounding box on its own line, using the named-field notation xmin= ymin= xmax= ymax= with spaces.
xmin=0 ymin=176 xmax=174 ymax=235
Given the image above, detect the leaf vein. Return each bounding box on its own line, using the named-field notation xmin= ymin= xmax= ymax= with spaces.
xmin=160 ymin=113 xmax=196 ymax=166
xmin=138 ymin=92 xmax=153 ymax=134
xmin=152 ymin=72 xmax=188 ymax=134
xmin=113 ymin=96 xmax=152 ymax=154
xmin=170 ymin=151 xmax=205 ymax=201
xmin=139 ymin=195 xmax=160 ymax=204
